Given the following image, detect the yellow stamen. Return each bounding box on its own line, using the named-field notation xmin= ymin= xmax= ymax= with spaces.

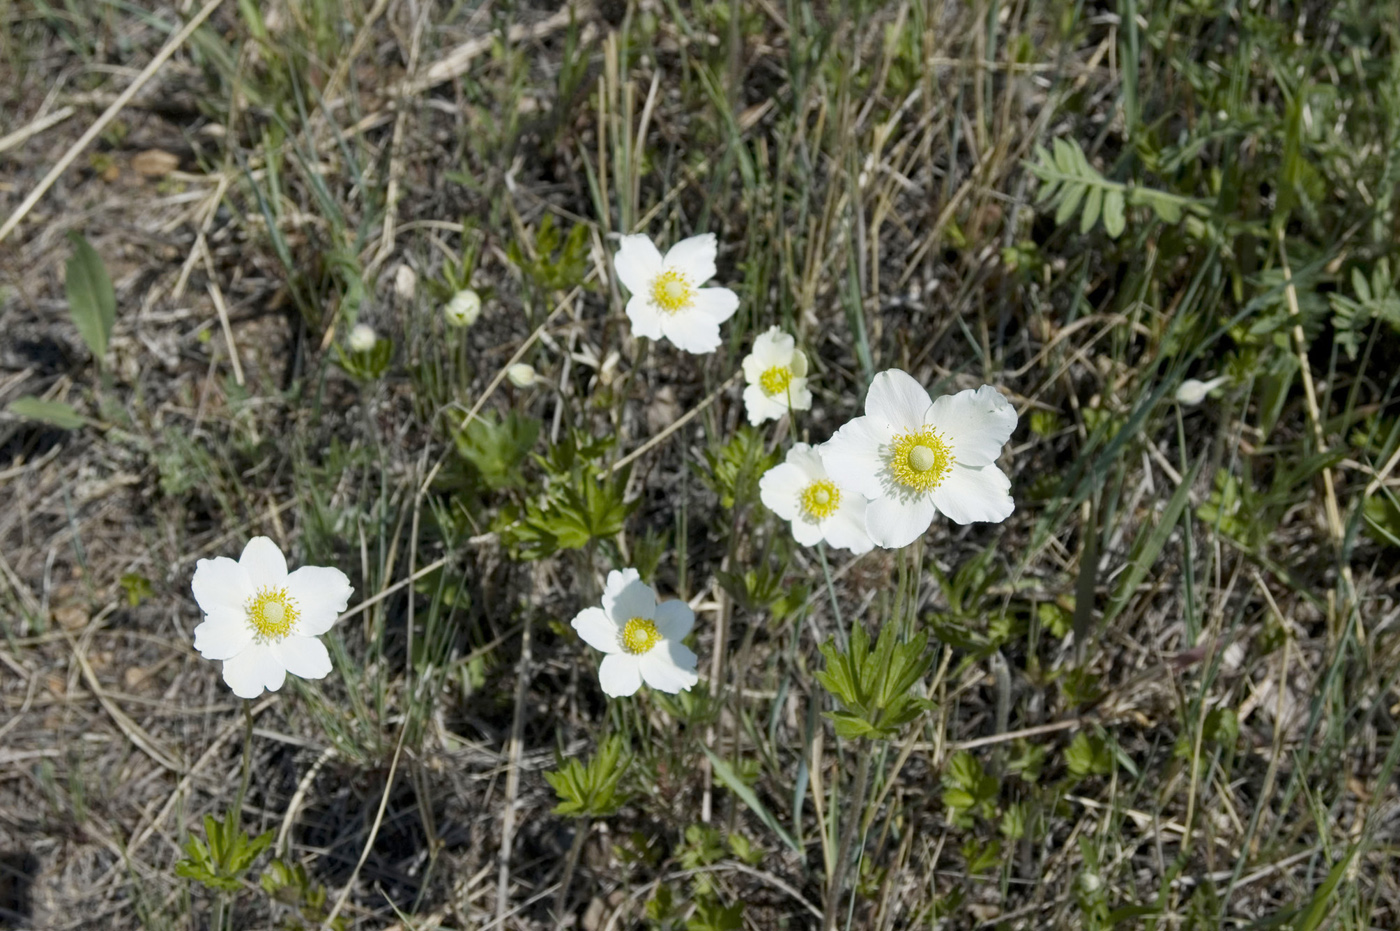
xmin=247 ymin=586 xmax=299 ymax=640
xmin=621 ymin=617 xmax=661 ymax=655
xmin=649 ymin=269 xmax=694 ymax=313
xmin=800 ymin=480 xmax=841 ymax=520
xmin=760 ymin=365 xmax=793 ymax=396
xmin=888 ymin=427 xmax=955 ymax=493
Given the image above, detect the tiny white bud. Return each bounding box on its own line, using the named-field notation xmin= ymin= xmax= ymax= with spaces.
xmin=1175 ymin=375 xmax=1229 ymax=406
xmin=348 ymin=324 xmax=377 ymax=352
xmin=394 ymin=264 xmax=417 ymax=300
xmin=506 ymin=362 xmax=537 ymax=388
xmin=1079 ymin=872 xmax=1103 ymax=895
xmin=444 ymin=288 xmax=482 ymax=328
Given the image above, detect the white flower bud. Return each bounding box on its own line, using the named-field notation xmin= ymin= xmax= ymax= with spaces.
xmin=348 ymin=324 xmax=377 ymax=352
xmin=506 ymin=362 xmax=537 ymax=387
xmin=444 ymin=288 xmax=482 ymax=328
xmin=1175 ymin=375 xmax=1229 ymax=406
xmin=1079 ymin=872 xmax=1103 ymax=895
xmin=394 ymin=264 xmax=417 ymax=300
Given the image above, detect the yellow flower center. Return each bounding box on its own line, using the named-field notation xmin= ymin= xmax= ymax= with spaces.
xmin=621 ymin=617 xmax=661 ymax=655
xmin=650 ymin=269 xmax=694 ymax=313
xmin=888 ymin=427 xmax=955 ymax=493
xmin=760 ymin=365 xmax=793 ymax=396
xmin=246 ymin=586 xmax=299 ymax=641
xmin=800 ymin=480 xmax=841 ymax=520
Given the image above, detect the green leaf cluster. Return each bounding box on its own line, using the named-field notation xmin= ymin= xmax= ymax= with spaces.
xmin=1065 ymin=732 xmax=1115 ymax=779
xmin=544 ymin=735 xmax=630 ymax=818
xmin=1329 ymin=260 xmax=1400 ymax=360
xmin=699 ymin=426 xmax=778 ymax=511
xmin=455 ymin=411 xmax=541 ymax=490
xmin=333 ymin=335 xmax=392 ymax=381
xmin=259 ymin=858 xmax=346 ymax=931
xmin=941 ymin=751 xmax=999 ymax=829
xmin=816 ymin=622 xmax=933 ymax=740
xmin=507 ymin=214 xmax=590 ymax=292
xmin=502 ymin=432 xmax=636 ymax=559
xmin=1027 ymin=138 xmax=1199 ymax=237
xmin=175 ymin=811 xmax=273 ymax=893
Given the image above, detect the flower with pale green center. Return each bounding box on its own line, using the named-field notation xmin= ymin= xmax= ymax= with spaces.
xmin=570 ymin=568 xmax=699 ymax=697
xmin=821 ymin=369 xmax=1017 ymax=549
xmin=191 ymin=537 xmax=353 ymax=699
xmin=741 ymin=326 xmax=812 ymax=425
xmin=759 ymin=443 xmax=873 ymax=553
xmin=613 ymin=232 xmax=739 ymax=354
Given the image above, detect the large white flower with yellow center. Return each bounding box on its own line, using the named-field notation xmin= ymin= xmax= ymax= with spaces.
xmin=190 ymin=537 xmax=353 ymax=699
xmin=570 ymin=568 xmax=699 ymax=697
xmin=759 ymin=443 xmax=873 ymax=553
xmin=613 ymin=233 xmax=739 ymax=354
xmin=822 ymin=369 xmax=1017 ymax=549
xmin=741 ymin=326 xmax=813 ymax=425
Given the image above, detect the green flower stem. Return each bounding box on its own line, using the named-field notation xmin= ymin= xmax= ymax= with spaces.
xmin=823 ymin=747 xmax=871 ymax=931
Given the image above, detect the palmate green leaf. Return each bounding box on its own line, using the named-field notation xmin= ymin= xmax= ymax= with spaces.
xmin=7 ymin=396 xmax=85 ymax=429
xmin=544 ymin=735 xmax=630 ymax=818
xmin=65 ymin=232 xmax=116 ymax=366
xmin=818 ymin=623 xmax=931 ymax=741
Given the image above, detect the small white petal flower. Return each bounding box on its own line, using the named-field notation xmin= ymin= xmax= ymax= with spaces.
xmin=190 ymin=536 xmax=353 ymax=699
xmin=445 ymin=288 xmax=482 ymax=327
xmin=348 ymin=324 xmax=377 ymax=352
xmin=759 ymin=443 xmax=873 ymax=553
xmin=506 ymin=362 xmax=537 ymax=387
xmin=741 ymin=326 xmax=813 ymax=425
xmin=570 ymin=568 xmax=699 ymax=698
xmin=1175 ymin=375 xmax=1229 ymax=406
xmin=614 ymin=232 xmax=739 ymax=354
xmin=822 ymin=370 xmax=1017 ymax=549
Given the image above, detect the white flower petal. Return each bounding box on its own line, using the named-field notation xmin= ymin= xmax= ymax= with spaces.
xmin=659 ymin=311 xmax=723 ymax=354
xmin=759 ymin=462 xmax=807 ymax=520
xmin=572 ymin=606 xmax=622 ymax=653
xmin=823 ymin=495 xmax=874 ymax=554
xmin=688 ymin=286 xmax=739 ymax=323
xmin=741 ymin=353 xmax=767 ymax=384
xmin=192 ymin=556 xmax=252 ymax=614
xmin=626 ymin=295 xmax=666 ymax=340
xmin=602 ymin=569 xmax=655 ymax=622
xmin=791 ymin=514 xmax=825 ymax=546
xmin=598 ymin=653 xmax=643 ymax=697
xmin=785 ymin=444 xmax=826 ymax=481
xmin=615 ymin=234 xmax=663 ymax=295
xmin=743 ymin=384 xmax=789 ymax=425
xmin=820 ymin=417 xmax=891 ymax=501
xmin=865 ymin=494 xmax=937 ymax=549
xmin=221 ymin=643 xmax=284 ymax=699
xmin=786 ymin=379 xmax=813 ymax=412
xmin=926 ymin=385 xmax=1017 ymax=467
xmin=239 ymin=537 xmax=288 ymax=586
xmin=193 ymin=610 xmax=254 ymax=661
xmin=754 ymin=327 xmax=792 ymax=365
xmin=932 ymin=464 xmax=1015 ymax=524
xmin=284 ymin=565 xmax=353 ymax=636
xmin=663 ymin=233 xmax=718 ymax=284
xmin=866 ymin=369 xmax=933 ymax=431
xmin=639 ymin=642 xmax=699 ymax=693
xmin=653 ymin=599 xmax=694 ymax=641
xmin=791 ymin=349 xmax=809 ymax=378
xmin=275 ymin=636 xmax=333 ymax=680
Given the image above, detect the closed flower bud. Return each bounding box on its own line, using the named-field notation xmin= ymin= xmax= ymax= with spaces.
xmin=507 ymin=362 xmax=537 ymax=387
xmin=394 ymin=264 xmax=417 ymax=300
xmin=1175 ymin=375 xmax=1228 ymax=406
xmin=444 ymin=288 xmax=482 ymax=328
xmin=348 ymin=324 xmax=377 ymax=352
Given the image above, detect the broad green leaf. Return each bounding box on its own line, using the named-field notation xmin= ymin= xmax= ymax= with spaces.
xmin=7 ymin=396 xmax=85 ymax=429
xmin=1103 ymin=189 xmax=1126 ymax=237
xmin=65 ymin=232 xmax=116 ymax=366
xmin=1080 ymin=186 xmax=1103 ymax=234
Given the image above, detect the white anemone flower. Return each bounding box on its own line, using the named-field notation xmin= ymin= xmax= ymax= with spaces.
xmin=190 ymin=537 xmax=353 ymax=699
xmin=613 ymin=233 xmax=739 ymax=354
xmin=822 ymin=369 xmax=1017 ymax=549
xmin=445 ymin=288 xmax=482 ymax=327
xmin=570 ymin=568 xmax=699 ymax=697
xmin=741 ymin=326 xmax=813 ymax=425
xmin=759 ymin=443 xmax=873 ymax=553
